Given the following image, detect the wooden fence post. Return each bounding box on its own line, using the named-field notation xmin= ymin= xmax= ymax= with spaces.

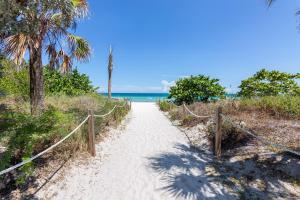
xmin=215 ymin=106 xmax=222 ymax=158
xmin=88 ymin=109 xmax=96 ymax=156
xmin=182 ymin=102 xmax=186 ymax=115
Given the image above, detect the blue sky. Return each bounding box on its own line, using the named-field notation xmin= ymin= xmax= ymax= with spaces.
xmin=74 ymin=0 xmax=300 ymax=93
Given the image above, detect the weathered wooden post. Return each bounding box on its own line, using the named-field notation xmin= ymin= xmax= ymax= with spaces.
xmin=182 ymin=102 xmax=186 ymax=116
xmin=215 ymin=106 xmax=223 ymax=158
xmin=88 ymin=109 xmax=96 ymax=156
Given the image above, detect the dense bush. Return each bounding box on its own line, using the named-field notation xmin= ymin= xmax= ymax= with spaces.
xmin=0 ymin=61 xmax=98 ymax=98
xmin=0 ymin=106 xmax=72 ymax=184
xmin=239 ymin=69 xmax=300 ymax=97
xmin=44 ymin=67 xmax=98 ymax=96
xmin=169 ymin=75 xmax=225 ymax=104
xmin=0 ymin=59 xmax=29 ymax=100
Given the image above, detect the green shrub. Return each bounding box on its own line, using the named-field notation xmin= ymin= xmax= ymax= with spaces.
xmin=239 ymin=69 xmax=300 ymax=97
xmin=0 ymin=106 xmax=73 ymax=184
xmin=169 ymin=75 xmax=225 ymax=104
xmin=44 ymin=67 xmax=98 ymax=96
xmin=0 ymin=59 xmax=29 ymax=99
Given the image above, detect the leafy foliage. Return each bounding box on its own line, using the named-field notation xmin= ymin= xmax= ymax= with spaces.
xmin=0 ymin=59 xmax=29 ymax=99
xmin=0 ymin=106 xmax=71 ymax=185
xmin=44 ymin=67 xmax=98 ymax=96
xmin=238 ymin=69 xmax=300 ymax=97
xmin=0 ymin=62 xmax=97 ymax=97
xmin=169 ymin=75 xmax=225 ymax=104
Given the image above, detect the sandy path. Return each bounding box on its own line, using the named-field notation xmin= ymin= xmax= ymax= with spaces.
xmin=36 ymin=102 xmax=235 ymax=200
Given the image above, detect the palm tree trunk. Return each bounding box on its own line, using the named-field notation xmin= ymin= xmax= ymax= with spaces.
xmin=29 ymin=45 xmax=44 ymax=115
xmin=107 ymin=46 xmax=113 ymax=99
xmin=108 ymin=68 xmax=112 ymax=99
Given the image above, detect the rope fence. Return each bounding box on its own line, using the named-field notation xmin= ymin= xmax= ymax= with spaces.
xmin=221 ymin=113 xmax=300 ymax=157
xmin=94 ymin=105 xmax=117 ymax=118
xmin=183 ymin=103 xmax=211 ymax=119
xmin=0 ymin=115 xmax=90 ymax=176
xmin=0 ymin=100 xmax=131 ymax=176
xmin=174 ymin=102 xmax=300 ymax=158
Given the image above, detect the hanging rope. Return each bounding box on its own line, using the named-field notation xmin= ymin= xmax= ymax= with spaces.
xmin=0 ymin=100 xmax=130 ymax=176
xmin=221 ymin=114 xmax=300 ymax=156
xmin=94 ymin=105 xmax=117 ymax=118
xmin=94 ymin=100 xmax=128 ymax=118
xmin=183 ymin=103 xmax=211 ymax=119
xmin=0 ymin=115 xmax=90 ymax=176
xmin=116 ymin=101 xmax=128 ymax=108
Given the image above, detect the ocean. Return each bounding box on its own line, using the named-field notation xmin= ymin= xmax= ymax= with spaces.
xmin=101 ymin=93 xmax=169 ymax=102
xmin=101 ymin=93 xmax=237 ymax=102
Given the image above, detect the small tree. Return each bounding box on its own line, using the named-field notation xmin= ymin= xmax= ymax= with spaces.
xmin=238 ymin=69 xmax=300 ymax=97
xmin=169 ymin=75 xmax=225 ymax=104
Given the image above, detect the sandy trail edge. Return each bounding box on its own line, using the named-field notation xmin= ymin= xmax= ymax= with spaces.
xmin=36 ymin=102 xmax=235 ymax=200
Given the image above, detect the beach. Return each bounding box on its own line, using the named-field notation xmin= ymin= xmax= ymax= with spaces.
xmin=36 ymin=102 xmax=234 ymax=200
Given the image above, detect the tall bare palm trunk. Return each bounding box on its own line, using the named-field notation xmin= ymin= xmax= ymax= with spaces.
xmin=29 ymin=44 xmax=44 ymax=115
xmin=108 ymin=69 xmax=112 ymax=98
xmin=107 ymin=46 xmax=113 ymax=99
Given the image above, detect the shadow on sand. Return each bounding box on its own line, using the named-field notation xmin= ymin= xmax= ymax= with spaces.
xmin=148 ymin=143 xmax=300 ymax=200
xmin=148 ymin=143 xmax=236 ymax=200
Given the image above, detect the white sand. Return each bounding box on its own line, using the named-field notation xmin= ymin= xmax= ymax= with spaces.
xmin=36 ymin=102 xmax=235 ymax=200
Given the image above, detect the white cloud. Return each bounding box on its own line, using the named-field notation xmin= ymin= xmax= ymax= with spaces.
xmin=161 ymin=80 xmax=175 ymax=92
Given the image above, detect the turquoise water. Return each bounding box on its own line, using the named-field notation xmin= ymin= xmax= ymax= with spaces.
xmin=101 ymin=93 xmax=169 ymax=102
xmin=101 ymin=93 xmax=237 ymax=102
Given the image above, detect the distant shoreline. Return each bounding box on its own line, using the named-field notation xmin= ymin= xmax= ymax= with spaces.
xmin=100 ymin=93 xmax=237 ymax=102
xmin=100 ymin=93 xmax=169 ymax=102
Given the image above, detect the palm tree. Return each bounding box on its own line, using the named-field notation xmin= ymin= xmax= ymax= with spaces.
xmin=266 ymin=0 xmax=300 ymax=26
xmin=1 ymin=0 xmax=91 ymax=115
xmin=107 ymin=45 xmax=113 ymax=99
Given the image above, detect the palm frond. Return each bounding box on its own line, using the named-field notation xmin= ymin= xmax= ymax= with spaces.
xmin=71 ymin=0 xmax=89 ymax=18
xmin=67 ymin=34 xmax=91 ymax=61
xmin=3 ymin=34 xmax=30 ymax=65
xmin=46 ymin=44 xmax=58 ymax=70
xmin=61 ymin=54 xmax=72 ymax=74
xmin=57 ymin=49 xmax=72 ymax=74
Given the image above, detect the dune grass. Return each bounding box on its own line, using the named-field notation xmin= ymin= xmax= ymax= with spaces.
xmin=157 ymin=100 xmax=177 ymax=112
xmin=239 ymin=96 xmax=300 ymax=119
xmin=158 ymin=96 xmax=300 ymax=152
xmin=0 ymin=94 xmax=130 ymax=188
